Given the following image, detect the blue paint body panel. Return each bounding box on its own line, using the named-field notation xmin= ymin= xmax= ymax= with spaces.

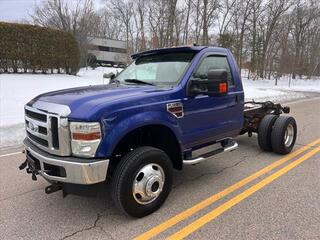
xmin=33 ymin=46 xmax=244 ymax=159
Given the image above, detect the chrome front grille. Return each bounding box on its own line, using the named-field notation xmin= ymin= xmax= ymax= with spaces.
xmin=24 ymin=101 xmax=71 ymax=156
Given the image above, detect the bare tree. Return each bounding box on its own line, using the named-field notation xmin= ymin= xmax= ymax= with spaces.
xmin=182 ymin=0 xmax=193 ymax=44
xmin=136 ymin=0 xmax=147 ymax=51
xmin=231 ymin=0 xmax=251 ymax=70
xmin=218 ymin=0 xmax=237 ymax=36
xmin=166 ymin=0 xmax=178 ymax=46
xmin=98 ymin=8 xmax=124 ymax=40
xmin=31 ymin=0 xmax=100 ymax=66
xmin=30 ymin=0 xmax=320 ymax=77
xmin=291 ymin=0 xmax=319 ymax=78
xmin=106 ymin=0 xmax=133 ymax=54
xmin=258 ymin=0 xmax=294 ymax=77
xmin=202 ymin=0 xmax=219 ymax=45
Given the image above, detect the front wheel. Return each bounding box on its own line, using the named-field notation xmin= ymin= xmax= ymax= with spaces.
xmin=111 ymin=147 xmax=173 ymax=218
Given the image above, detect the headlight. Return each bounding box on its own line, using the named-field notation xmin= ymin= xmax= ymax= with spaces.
xmin=70 ymin=122 xmax=101 ymax=158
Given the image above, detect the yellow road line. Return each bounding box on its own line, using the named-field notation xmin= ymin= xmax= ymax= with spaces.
xmin=134 ymin=139 xmax=320 ymax=240
xmin=167 ymin=146 xmax=320 ymax=240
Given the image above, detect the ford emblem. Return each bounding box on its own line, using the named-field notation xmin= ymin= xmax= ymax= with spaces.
xmin=29 ymin=122 xmax=39 ymax=132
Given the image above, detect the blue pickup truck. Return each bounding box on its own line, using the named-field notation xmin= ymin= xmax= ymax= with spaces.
xmin=20 ymin=46 xmax=297 ymax=217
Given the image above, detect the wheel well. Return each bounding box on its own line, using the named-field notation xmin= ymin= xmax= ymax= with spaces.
xmin=108 ymin=125 xmax=182 ymax=175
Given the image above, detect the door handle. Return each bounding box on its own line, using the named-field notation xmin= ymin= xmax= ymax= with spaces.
xmin=235 ymin=94 xmax=240 ymax=103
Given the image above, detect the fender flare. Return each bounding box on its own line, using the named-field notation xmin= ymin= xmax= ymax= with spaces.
xmin=95 ymin=111 xmax=183 ymax=158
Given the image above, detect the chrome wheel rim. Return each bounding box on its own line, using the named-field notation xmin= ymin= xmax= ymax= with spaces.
xmin=284 ymin=124 xmax=294 ymax=147
xmin=132 ymin=163 xmax=165 ymax=205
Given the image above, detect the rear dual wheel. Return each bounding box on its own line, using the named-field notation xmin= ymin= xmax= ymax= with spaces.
xmin=258 ymin=115 xmax=297 ymax=154
xmin=271 ymin=116 xmax=297 ymax=154
xmin=258 ymin=115 xmax=278 ymax=151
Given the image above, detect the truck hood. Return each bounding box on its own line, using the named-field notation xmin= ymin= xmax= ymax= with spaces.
xmin=31 ymin=84 xmax=170 ymax=120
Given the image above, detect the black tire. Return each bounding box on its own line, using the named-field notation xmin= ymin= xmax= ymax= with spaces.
xmin=258 ymin=114 xmax=278 ymax=151
xmin=271 ymin=116 xmax=297 ymax=154
xmin=111 ymin=146 xmax=173 ymax=218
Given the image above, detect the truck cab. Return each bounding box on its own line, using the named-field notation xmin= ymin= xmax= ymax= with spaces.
xmin=21 ymin=46 xmax=296 ymax=217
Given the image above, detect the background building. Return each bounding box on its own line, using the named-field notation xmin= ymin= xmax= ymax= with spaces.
xmin=88 ymin=37 xmax=127 ymax=67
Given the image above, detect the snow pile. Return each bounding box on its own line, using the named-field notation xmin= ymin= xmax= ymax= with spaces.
xmin=0 ymin=67 xmax=319 ymax=150
xmin=241 ymin=69 xmax=320 ymax=102
xmin=0 ymin=67 xmax=118 ymax=126
xmin=241 ymin=73 xmax=320 ymax=102
xmin=0 ymin=67 xmax=119 ymax=150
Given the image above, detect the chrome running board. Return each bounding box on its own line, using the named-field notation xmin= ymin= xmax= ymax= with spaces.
xmin=183 ymin=140 xmax=238 ymax=165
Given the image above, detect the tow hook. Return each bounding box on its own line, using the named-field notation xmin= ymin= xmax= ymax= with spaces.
xmin=18 ymin=160 xmax=28 ymax=170
xmin=26 ymin=167 xmax=38 ymax=181
xmin=19 ymin=159 xmax=39 ymax=181
xmin=18 ymin=150 xmax=27 ymax=170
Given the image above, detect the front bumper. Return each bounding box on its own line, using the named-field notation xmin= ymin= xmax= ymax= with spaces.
xmin=24 ymin=138 xmax=109 ymax=185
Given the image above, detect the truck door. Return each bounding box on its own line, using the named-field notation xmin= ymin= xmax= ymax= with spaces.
xmin=180 ymin=54 xmax=243 ymax=149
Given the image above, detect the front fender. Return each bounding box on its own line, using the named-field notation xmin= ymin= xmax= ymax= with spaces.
xmin=95 ymin=111 xmax=183 ymax=158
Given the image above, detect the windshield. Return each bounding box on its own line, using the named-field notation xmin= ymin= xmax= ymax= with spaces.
xmin=116 ymin=52 xmax=195 ymax=87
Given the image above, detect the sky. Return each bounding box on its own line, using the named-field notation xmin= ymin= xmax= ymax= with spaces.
xmin=0 ymin=0 xmax=104 ymax=23
xmin=0 ymin=0 xmax=43 ymax=22
xmin=0 ymin=0 xmax=48 ymax=22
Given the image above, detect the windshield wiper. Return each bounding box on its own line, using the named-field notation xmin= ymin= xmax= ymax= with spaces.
xmin=124 ymin=79 xmax=155 ymax=86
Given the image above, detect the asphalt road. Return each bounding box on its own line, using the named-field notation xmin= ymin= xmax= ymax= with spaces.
xmin=1 ymin=97 xmax=320 ymax=240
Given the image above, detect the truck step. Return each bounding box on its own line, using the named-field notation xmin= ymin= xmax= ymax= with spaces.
xmin=183 ymin=139 xmax=238 ymax=165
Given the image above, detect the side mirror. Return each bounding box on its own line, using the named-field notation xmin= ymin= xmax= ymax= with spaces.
xmin=103 ymin=72 xmax=116 ymax=80
xmin=188 ymin=69 xmax=228 ymax=97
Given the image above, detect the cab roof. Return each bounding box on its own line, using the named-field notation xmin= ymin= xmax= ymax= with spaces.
xmin=131 ymin=46 xmax=229 ymax=59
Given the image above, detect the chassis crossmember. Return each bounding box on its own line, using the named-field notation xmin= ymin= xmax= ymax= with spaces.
xmin=242 ymin=100 xmax=290 ymax=135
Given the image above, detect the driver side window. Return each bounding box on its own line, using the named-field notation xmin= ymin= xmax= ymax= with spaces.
xmin=193 ymin=55 xmax=234 ymax=86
